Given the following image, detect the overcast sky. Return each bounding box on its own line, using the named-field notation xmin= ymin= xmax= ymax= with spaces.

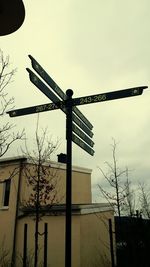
xmin=1 ymin=0 xmax=150 ymax=201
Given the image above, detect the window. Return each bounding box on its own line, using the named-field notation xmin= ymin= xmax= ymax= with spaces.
xmin=3 ymin=179 xmax=11 ymax=207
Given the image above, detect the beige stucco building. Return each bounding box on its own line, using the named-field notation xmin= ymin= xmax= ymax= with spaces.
xmin=0 ymin=156 xmax=116 ymax=267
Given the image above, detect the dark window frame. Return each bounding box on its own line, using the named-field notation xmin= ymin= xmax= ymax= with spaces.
xmin=3 ymin=179 xmax=11 ymax=207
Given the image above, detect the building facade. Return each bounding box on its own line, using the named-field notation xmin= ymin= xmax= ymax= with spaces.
xmin=0 ymin=156 xmax=116 ymax=267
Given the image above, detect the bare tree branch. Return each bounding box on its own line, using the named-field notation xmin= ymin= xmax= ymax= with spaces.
xmin=0 ymin=50 xmax=16 ymax=115
xmin=98 ymin=139 xmax=135 ymax=217
xmin=0 ymin=50 xmax=25 ymax=159
xmin=20 ymin=119 xmax=61 ymax=267
xmin=138 ymin=182 xmax=150 ymax=219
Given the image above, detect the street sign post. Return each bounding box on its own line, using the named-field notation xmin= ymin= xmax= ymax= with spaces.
xmin=65 ymin=90 xmax=73 ymax=267
xmin=7 ymin=54 xmax=148 ymax=267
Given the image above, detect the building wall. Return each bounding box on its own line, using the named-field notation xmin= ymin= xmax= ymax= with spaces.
xmin=80 ymin=210 xmax=115 ymax=267
xmin=0 ymin=158 xmax=115 ymax=267
xmin=15 ymin=210 xmax=114 ymax=267
xmin=0 ymin=160 xmax=22 ymax=260
xmin=16 ymin=214 xmax=81 ymax=267
xmin=19 ymin=162 xmax=92 ymax=206
xmin=0 ymin=158 xmax=92 ymax=264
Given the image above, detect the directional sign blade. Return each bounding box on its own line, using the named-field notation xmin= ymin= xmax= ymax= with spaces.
xmin=7 ymin=102 xmax=60 ymax=117
xmin=72 ymin=114 xmax=93 ymax=138
xmin=29 ymin=55 xmax=65 ymax=99
xmin=26 ymin=68 xmax=65 ymax=110
xmin=72 ymin=86 xmax=148 ymax=107
xmin=72 ymin=133 xmax=94 ymax=156
xmin=72 ymin=123 xmax=94 ymax=147
xmin=26 ymin=68 xmax=94 ymax=138
xmin=29 ymin=55 xmax=93 ymax=130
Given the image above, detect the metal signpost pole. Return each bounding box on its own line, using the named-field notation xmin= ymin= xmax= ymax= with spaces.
xmin=6 ymin=54 xmax=148 ymax=267
xmin=65 ymin=89 xmax=73 ymax=267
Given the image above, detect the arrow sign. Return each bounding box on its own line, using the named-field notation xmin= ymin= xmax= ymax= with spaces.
xmin=72 ymin=123 xmax=94 ymax=147
xmin=72 ymin=133 xmax=94 ymax=156
xmin=72 ymin=86 xmax=148 ymax=106
xmin=26 ymin=68 xmax=65 ymax=109
xmin=72 ymin=113 xmax=93 ymax=137
xmin=29 ymin=55 xmax=93 ymax=130
xmin=26 ymin=68 xmax=94 ymax=138
xmin=7 ymin=102 xmax=60 ymax=117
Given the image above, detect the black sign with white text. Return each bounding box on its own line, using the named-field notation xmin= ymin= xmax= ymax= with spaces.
xmin=72 ymin=86 xmax=148 ymax=107
xmin=29 ymin=55 xmax=93 ymax=130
